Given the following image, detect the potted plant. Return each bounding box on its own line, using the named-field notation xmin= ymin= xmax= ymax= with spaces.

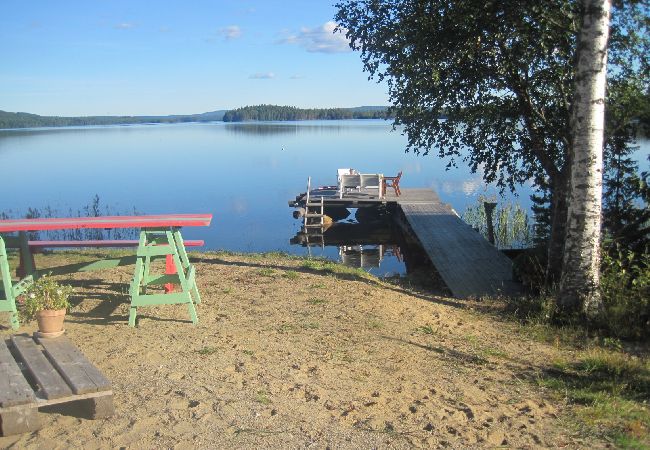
xmin=20 ymin=275 xmax=73 ymax=338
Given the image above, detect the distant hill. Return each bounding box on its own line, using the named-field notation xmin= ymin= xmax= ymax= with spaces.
xmin=0 ymin=105 xmax=394 ymax=129
xmin=0 ymin=110 xmax=227 ymax=129
xmin=222 ymin=105 xmax=392 ymax=122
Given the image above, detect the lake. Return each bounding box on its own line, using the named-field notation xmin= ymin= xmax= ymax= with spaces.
xmin=1 ymin=121 xmax=647 ymax=276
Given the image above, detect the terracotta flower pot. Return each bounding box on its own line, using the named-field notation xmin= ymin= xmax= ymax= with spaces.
xmin=35 ymin=309 xmax=66 ymax=334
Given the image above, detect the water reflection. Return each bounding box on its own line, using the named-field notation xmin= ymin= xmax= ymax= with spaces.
xmin=289 ymin=215 xmax=432 ymax=277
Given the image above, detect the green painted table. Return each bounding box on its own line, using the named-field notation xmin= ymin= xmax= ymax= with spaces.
xmin=0 ymin=214 xmax=212 ymax=329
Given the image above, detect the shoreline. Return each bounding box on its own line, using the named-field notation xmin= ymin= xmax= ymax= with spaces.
xmin=2 ymin=250 xmax=643 ymax=447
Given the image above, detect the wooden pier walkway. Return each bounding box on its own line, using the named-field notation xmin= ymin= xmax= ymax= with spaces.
xmin=395 ymin=189 xmax=521 ymax=298
xmin=290 ymin=187 xmax=522 ymax=298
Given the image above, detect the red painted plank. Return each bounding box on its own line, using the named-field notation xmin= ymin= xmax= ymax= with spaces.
xmin=28 ymin=240 xmax=204 ymax=248
xmin=0 ymin=214 xmax=212 ymax=232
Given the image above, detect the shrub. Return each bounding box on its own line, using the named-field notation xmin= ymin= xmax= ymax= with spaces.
xmin=600 ymin=250 xmax=650 ymax=340
xmin=20 ymin=275 xmax=73 ymax=321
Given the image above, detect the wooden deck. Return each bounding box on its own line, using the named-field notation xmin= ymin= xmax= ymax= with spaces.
xmin=290 ymin=187 xmax=522 ymax=298
xmin=395 ymin=189 xmax=521 ymax=298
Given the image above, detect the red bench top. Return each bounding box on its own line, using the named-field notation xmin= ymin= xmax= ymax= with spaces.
xmin=28 ymin=240 xmax=204 ymax=248
xmin=0 ymin=214 xmax=212 ymax=232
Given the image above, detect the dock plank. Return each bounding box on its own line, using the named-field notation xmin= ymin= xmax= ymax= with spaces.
xmin=399 ymin=201 xmax=521 ymax=298
xmin=291 ymin=187 xmax=521 ymax=298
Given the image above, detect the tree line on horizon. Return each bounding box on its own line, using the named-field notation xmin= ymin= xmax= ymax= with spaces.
xmin=222 ymin=105 xmax=392 ymax=121
xmin=0 ymin=105 xmax=395 ymax=129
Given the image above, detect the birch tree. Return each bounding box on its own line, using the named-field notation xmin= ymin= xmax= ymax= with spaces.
xmin=335 ymin=0 xmax=648 ymax=292
xmin=557 ymin=0 xmax=611 ymax=319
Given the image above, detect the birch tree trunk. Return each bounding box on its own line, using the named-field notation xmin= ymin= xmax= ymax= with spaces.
xmin=557 ymin=0 xmax=611 ymax=319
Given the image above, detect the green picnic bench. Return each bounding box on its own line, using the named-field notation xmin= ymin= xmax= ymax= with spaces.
xmin=0 ymin=214 xmax=213 ymax=328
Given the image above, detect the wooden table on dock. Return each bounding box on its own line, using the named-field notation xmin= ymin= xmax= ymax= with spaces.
xmin=0 ymin=214 xmax=212 ymax=329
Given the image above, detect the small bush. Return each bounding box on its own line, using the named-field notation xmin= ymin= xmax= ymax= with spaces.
xmin=600 ymin=250 xmax=650 ymax=340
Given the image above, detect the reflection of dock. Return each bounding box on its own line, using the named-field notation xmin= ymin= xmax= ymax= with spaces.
xmin=291 ymin=187 xmax=521 ymax=298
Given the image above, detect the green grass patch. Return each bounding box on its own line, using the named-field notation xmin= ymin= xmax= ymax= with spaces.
xmin=302 ymin=322 xmax=320 ymax=329
xmin=415 ymin=324 xmax=436 ymax=335
xmin=538 ymin=348 xmax=650 ymax=447
xmin=282 ymin=270 xmax=299 ymax=280
xmin=301 ymin=258 xmax=373 ymax=279
xmin=367 ymin=319 xmax=384 ymax=329
xmin=308 ymin=297 xmax=327 ymax=305
xmin=255 ymin=390 xmax=271 ymax=405
xmin=257 ymin=268 xmax=276 ymax=277
xmin=196 ymin=346 xmax=219 ymax=355
xmin=277 ymin=323 xmax=296 ymax=333
xmin=309 ymin=282 xmax=326 ymax=289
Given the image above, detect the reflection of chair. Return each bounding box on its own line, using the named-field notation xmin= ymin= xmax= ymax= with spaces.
xmin=339 ymin=174 xmax=361 ymax=198
xmin=382 ymin=171 xmax=402 ymax=196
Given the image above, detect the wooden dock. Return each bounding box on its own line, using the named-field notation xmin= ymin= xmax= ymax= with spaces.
xmin=394 ymin=189 xmax=521 ymax=298
xmin=291 ymin=187 xmax=522 ymax=298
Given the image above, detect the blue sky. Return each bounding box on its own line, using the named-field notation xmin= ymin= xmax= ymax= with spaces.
xmin=1 ymin=0 xmax=389 ymax=116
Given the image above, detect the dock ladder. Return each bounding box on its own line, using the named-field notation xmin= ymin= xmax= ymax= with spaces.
xmin=303 ymin=177 xmax=325 ymax=252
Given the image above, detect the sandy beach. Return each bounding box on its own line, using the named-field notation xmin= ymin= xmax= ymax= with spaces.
xmin=1 ymin=251 xmax=601 ymax=448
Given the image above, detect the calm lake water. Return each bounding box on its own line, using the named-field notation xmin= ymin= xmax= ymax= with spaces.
xmin=1 ymin=121 xmax=647 ymax=276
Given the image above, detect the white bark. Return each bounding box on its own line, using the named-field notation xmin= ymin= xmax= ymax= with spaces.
xmin=558 ymin=0 xmax=610 ymax=319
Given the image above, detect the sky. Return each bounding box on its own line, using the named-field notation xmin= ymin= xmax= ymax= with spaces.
xmin=0 ymin=0 xmax=389 ymax=116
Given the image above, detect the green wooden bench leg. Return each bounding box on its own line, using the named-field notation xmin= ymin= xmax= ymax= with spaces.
xmin=167 ymin=231 xmax=198 ymax=325
xmin=0 ymin=236 xmax=20 ymax=330
xmin=127 ymin=228 xmax=201 ymax=326
xmin=173 ymin=230 xmax=201 ymax=305
xmin=129 ymin=258 xmax=144 ymax=327
xmin=142 ymin=255 xmax=151 ymax=295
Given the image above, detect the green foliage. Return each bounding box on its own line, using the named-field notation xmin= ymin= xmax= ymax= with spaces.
xmin=0 ymin=109 xmax=226 ymax=129
xmin=462 ymin=196 xmax=532 ymax=248
xmin=282 ymin=270 xmax=299 ymax=280
xmin=336 ymin=0 xmax=649 ymax=292
xmin=196 ymin=346 xmax=219 ymax=355
xmin=603 ymin=78 xmax=650 ymax=256
xmin=539 ymin=349 xmax=650 ymax=447
xmin=600 ymin=250 xmax=650 ymax=340
xmin=257 ymin=268 xmax=276 ymax=277
xmin=20 ymin=275 xmax=73 ymax=321
xmin=222 ymin=104 xmax=391 ymax=122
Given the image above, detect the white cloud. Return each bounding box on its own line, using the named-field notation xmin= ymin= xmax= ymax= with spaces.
xmin=114 ymin=22 xmax=135 ymax=30
xmin=220 ymin=25 xmax=242 ymax=40
xmin=249 ymin=72 xmax=275 ymax=79
xmin=289 ymin=74 xmax=305 ymax=79
xmin=279 ymin=21 xmax=350 ymax=53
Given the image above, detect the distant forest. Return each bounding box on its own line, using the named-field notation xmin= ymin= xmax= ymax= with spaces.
xmin=222 ymin=105 xmax=391 ymax=122
xmin=0 ymin=110 xmax=226 ymax=129
xmin=0 ymin=105 xmax=392 ymax=129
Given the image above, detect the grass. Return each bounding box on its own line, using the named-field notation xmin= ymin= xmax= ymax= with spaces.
xmin=282 ymin=270 xmax=299 ymax=280
xmin=415 ymin=325 xmax=436 ymax=335
xmin=277 ymin=323 xmax=296 ymax=334
xmin=255 ymin=390 xmax=271 ymax=405
xmin=258 ymin=268 xmax=276 ymax=277
xmin=307 ymin=297 xmax=327 ymax=305
xmin=537 ymin=348 xmax=650 ymax=448
xmin=301 ymin=258 xmax=373 ymax=280
xmin=196 ymin=346 xmax=219 ymax=355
